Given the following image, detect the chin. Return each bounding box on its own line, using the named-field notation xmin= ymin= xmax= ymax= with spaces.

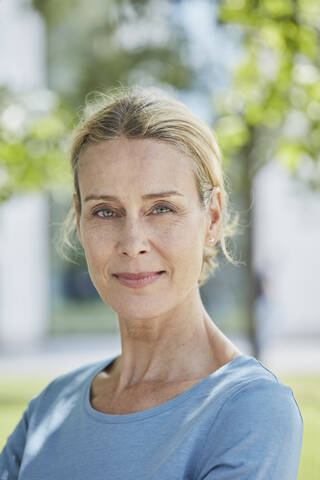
xmin=105 ymin=291 xmax=173 ymax=321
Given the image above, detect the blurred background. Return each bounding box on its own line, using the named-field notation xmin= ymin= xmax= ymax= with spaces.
xmin=0 ymin=0 xmax=319 ymax=477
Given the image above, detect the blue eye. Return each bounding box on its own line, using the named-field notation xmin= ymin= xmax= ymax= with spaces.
xmin=95 ymin=209 xmax=116 ymax=218
xmin=152 ymin=205 xmax=173 ymax=215
xmin=93 ymin=203 xmax=174 ymax=219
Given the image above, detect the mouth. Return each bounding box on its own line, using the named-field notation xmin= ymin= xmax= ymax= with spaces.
xmin=112 ymin=271 xmax=166 ymax=289
xmin=113 ymin=271 xmax=166 ymax=280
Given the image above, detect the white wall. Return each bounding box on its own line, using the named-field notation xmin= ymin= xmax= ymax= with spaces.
xmin=0 ymin=0 xmax=49 ymax=350
xmin=0 ymin=194 xmax=50 ymax=347
xmin=0 ymin=0 xmax=46 ymax=91
xmin=253 ymin=160 xmax=320 ymax=339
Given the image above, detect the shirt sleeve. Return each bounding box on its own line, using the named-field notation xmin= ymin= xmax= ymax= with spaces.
xmin=195 ymin=378 xmax=304 ymax=480
xmin=0 ymin=405 xmax=30 ymax=479
xmin=0 ymin=383 xmax=53 ymax=480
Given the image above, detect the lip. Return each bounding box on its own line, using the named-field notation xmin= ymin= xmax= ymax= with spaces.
xmin=113 ymin=271 xmax=165 ymax=289
xmin=114 ymin=271 xmax=164 ymax=279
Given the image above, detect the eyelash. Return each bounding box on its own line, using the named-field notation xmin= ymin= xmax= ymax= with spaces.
xmin=92 ymin=203 xmax=175 ymax=219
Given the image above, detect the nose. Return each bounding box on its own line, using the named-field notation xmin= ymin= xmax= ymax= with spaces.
xmin=117 ymin=219 xmax=150 ymax=258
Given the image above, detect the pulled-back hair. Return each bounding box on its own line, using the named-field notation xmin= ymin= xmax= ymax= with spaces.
xmin=59 ymin=86 xmax=242 ymax=286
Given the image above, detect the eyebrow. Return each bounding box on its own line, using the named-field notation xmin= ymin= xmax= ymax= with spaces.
xmin=84 ymin=190 xmax=184 ymax=202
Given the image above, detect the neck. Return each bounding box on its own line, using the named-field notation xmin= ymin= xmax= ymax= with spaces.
xmin=111 ymin=287 xmax=239 ymax=391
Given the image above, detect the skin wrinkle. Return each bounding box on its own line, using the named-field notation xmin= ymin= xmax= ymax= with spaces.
xmin=73 ymin=137 xmax=241 ymax=412
xmin=84 ymin=190 xmax=185 ymax=203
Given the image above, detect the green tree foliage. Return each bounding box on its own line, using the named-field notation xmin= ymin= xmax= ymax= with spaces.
xmin=213 ymin=0 xmax=320 ymax=358
xmin=0 ymin=87 xmax=72 ymax=202
xmin=215 ymin=0 xmax=320 ymax=190
xmin=1 ymin=0 xmax=194 ymax=202
xmin=32 ymin=0 xmax=194 ymax=108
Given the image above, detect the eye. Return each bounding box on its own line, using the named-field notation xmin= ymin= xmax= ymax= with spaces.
xmin=151 ymin=204 xmax=174 ymax=215
xmin=92 ymin=203 xmax=174 ymax=219
xmin=94 ymin=208 xmax=116 ymax=218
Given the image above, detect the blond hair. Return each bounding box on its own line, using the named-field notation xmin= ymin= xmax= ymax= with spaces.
xmin=59 ymin=86 xmax=243 ymax=286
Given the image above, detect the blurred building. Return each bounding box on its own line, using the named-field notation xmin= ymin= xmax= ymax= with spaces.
xmin=253 ymin=160 xmax=320 ymax=343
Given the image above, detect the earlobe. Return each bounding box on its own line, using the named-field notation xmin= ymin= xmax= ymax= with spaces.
xmin=207 ymin=188 xmax=222 ymax=243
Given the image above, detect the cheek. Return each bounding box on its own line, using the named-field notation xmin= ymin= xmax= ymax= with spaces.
xmin=165 ymin=218 xmax=205 ymax=273
xmin=81 ymin=226 xmax=112 ymax=267
xmin=180 ymin=233 xmax=204 ymax=267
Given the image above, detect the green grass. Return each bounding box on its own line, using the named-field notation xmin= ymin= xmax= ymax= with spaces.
xmin=0 ymin=377 xmax=52 ymax=449
xmin=280 ymin=375 xmax=320 ymax=480
xmin=1 ymin=375 xmax=319 ymax=479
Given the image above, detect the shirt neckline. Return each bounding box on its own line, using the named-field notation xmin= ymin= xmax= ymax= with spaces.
xmin=83 ymin=353 xmax=253 ymax=423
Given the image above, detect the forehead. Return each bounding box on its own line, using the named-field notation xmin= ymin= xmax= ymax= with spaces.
xmin=77 ymin=137 xmax=198 ymax=198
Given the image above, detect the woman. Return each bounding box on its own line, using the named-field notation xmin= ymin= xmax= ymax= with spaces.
xmin=0 ymin=87 xmax=303 ymax=479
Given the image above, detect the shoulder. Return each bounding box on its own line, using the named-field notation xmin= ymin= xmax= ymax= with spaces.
xmin=201 ymin=355 xmax=304 ymax=446
xmin=215 ymin=355 xmax=303 ymax=425
xmin=222 ymin=376 xmax=303 ymax=429
xmin=194 ymin=358 xmax=304 ymax=479
xmin=27 ymin=356 xmax=115 ymax=415
xmin=0 ymin=356 xmax=114 ymax=472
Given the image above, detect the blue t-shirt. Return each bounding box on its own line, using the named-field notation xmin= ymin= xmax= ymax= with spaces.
xmin=0 ymin=354 xmax=303 ymax=479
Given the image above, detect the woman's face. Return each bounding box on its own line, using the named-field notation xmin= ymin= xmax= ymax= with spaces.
xmin=74 ymin=137 xmax=220 ymax=321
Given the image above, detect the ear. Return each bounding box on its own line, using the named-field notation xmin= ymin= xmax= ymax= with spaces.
xmin=206 ymin=187 xmax=222 ymax=246
xmin=73 ymin=193 xmax=82 ymax=245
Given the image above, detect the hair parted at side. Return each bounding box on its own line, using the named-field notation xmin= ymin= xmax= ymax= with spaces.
xmin=58 ymin=85 xmax=244 ymax=286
